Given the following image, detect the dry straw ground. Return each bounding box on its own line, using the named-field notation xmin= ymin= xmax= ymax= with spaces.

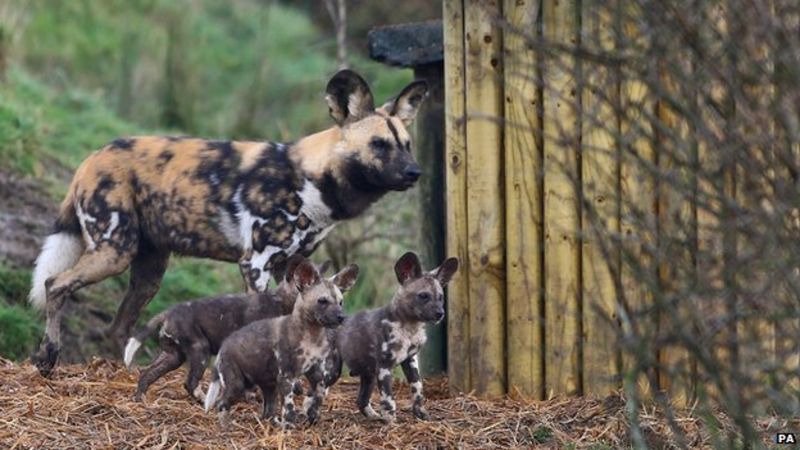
xmin=0 ymin=357 xmax=788 ymax=449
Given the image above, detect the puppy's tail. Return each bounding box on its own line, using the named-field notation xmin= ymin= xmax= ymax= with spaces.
xmin=204 ymin=361 xmax=223 ymax=412
xmin=123 ymin=310 xmax=169 ymax=368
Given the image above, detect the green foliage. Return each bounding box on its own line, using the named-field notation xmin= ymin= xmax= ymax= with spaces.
xmin=15 ymin=0 xmax=412 ymax=140
xmin=0 ymin=68 xmax=141 ymax=179
xmin=0 ymin=263 xmax=31 ymax=304
xmin=530 ymin=425 xmax=554 ymax=444
xmin=0 ymin=302 xmax=41 ymax=360
xmin=0 ymin=263 xmax=39 ymax=359
xmin=144 ymin=258 xmax=242 ymax=318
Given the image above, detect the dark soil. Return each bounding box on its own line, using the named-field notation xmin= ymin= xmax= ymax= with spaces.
xmin=0 ymin=170 xmax=57 ymax=267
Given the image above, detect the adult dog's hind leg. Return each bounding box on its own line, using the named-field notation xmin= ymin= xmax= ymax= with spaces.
xmin=105 ymin=243 xmax=169 ymax=350
xmin=32 ymin=245 xmax=134 ymax=376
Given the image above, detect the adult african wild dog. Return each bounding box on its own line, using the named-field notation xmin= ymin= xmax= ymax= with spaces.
xmin=27 ymin=70 xmax=427 ymax=376
xmin=329 ymin=252 xmax=458 ymax=423
xmin=124 ymin=255 xmax=324 ymax=402
xmin=204 ymin=259 xmax=358 ymax=427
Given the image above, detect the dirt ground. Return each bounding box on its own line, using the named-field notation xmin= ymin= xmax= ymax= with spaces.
xmin=0 ymin=170 xmax=57 ymax=268
xmin=2 ymin=357 xmax=782 ymax=450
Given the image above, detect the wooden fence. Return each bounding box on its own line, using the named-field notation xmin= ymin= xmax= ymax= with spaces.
xmin=444 ymin=0 xmax=800 ymax=400
xmin=442 ymin=0 xmax=795 ymax=400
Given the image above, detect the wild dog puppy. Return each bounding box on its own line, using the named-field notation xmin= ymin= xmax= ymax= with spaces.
xmin=28 ymin=69 xmax=428 ymax=376
xmin=204 ymin=259 xmax=358 ymax=427
xmin=124 ymin=255 xmax=326 ymax=402
xmin=331 ymin=252 xmax=458 ymax=423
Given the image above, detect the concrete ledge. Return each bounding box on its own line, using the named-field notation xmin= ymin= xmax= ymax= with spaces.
xmin=367 ymin=20 xmax=443 ymax=68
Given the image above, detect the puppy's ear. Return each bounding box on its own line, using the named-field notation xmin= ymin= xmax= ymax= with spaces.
xmin=394 ymin=252 xmax=422 ymax=284
xmin=378 ymin=80 xmax=428 ymax=126
xmin=325 ymin=70 xmax=375 ymax=126
xmin=283 ymin=254 xmax=307 ymax=283
xmin=332 ymin=264 xmax=359 ymax=292
xmin=317 ymin=260 xmax=333 ymax=277
xmin=433 ymin=257 xmax=459 ymax=286
xmin=293 ymin=260 xmax=320 ymax=292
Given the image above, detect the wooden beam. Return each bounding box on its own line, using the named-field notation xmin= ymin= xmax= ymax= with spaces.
xmin=542 ymin=0 xmax=581 ymax=397
xmin=503 ymin=0 xmax=544 ymax=399
xmin=619 ymin=4 xmax=657 ymax=400
xmin=443 ymin=0 xmax=471 ymax=393
xmin=464 ymin=0 xmax=506 ymax=396
xmin=580 ymin=1 xmax=620 ymax=396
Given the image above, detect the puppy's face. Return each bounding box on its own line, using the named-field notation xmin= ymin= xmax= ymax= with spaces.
xmin=292 ymin=260 xmax=359 ymax=328
xmin=391 ymin=253 xmax=459 ymax=323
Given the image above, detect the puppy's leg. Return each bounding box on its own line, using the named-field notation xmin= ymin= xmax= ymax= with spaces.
xmin=356 ymin=374 xmax=380 ymax=420
xmin=401 ymin=355 xmax=428 ymax=420
xmin=134 ymin=349 xmax=184 ymax=401
xmin=377 ymin=364 xmax=397 ymax=423
xmin=276 ymin=376 xmax=299 ymax=428
xmin=184 ymin=342 xmax=210 ymax=401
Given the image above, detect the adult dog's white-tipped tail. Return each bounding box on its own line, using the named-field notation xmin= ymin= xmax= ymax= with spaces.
xmin=29 ymin=232 xmax=84 ymax=309
xmin=204 ymin=380 xmax=221 ymax=412
xmin=123 ymin=338 xmax=142 ymax=368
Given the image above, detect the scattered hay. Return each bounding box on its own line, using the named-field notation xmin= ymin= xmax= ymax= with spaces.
xmin=0 ymin=358 xmax=784 ymax=449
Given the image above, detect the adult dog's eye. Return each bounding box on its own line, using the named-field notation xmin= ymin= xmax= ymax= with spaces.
xmin=317 ymin=297 xmax=330 ymax=305
xmin=370 ymin=138 xmax=391 ymax=154
xmin=417 ymin=292 xmax=431 ymax=302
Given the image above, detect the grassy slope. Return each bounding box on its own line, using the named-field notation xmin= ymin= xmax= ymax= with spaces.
xmin=0 ymin=1 xmax=413 ymax=360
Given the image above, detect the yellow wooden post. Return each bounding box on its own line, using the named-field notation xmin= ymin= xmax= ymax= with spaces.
xmin=443 ymin=0 xmax=472 ymax=393
xmin=694 ymin=3 xmax=728 ymax=406
xmin=580 ymin=1 xmax=620 ymax=396
xmin=655 ymin=62 xmax=696 ymax=405
xmin=542 ymin=0 xmax=581 ymax=397
xmin=463 ymin=0 xmax=506 ymax=396
xmin=503 ymin=0 xmax=544 ymax=399
xmin=619 ymin=6 xmax=657 ymax=399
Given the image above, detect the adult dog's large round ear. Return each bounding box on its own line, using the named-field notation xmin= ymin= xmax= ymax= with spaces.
xmin=394 ymin=252 xmax=422 ymax=284
xmin=379 ymin=80 xmax=428 ymax=126
xmin=325 ymin=70 xmax=375 ymax=126
xmin=293 ymin=259 xmax=321 ymax=292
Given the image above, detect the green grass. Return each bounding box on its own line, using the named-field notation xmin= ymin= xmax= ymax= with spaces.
xmin=0 ymin=302 xmax=42 ymax=360
xmin=0 ymin=264 xmax=39 ymax=359
xmin=15 ymin=0 xmax=412 ymax=140
xmin=0 ymin=68 xmax=141 ymax=180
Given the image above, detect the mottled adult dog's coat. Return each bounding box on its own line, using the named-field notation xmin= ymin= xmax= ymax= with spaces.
xmin=27 ymin=70 xmax=428 ymax=376
xmin=124 ymin=255 xmax=324 ymax=402
xmin=204 ymin=260 xmax=358 ymax=427
xmin=330 ymin=252 xmax=458 ymax=422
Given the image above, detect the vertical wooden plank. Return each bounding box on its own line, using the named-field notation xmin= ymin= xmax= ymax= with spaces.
xmin=696 ymin=82 xmax=730 ymax=406
xmin=619 ymin=5 xmax=657 ymax=400
xmin=580 ymin=1 xmax=620 ymax=396
xmin=656 ymin=61 xmax=696 ymax=406
xmin=503 ymin=0 xmax=544 ymax=399
xmin=443 ymin=0 xmax=471 ymax=393
xmin=695 ymin=2 xmax=728 ymax=406
xmin=464 ymin=0 xmax=506 ymax=396
xmin=543 ymin=0 xmax=581 ymax=397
